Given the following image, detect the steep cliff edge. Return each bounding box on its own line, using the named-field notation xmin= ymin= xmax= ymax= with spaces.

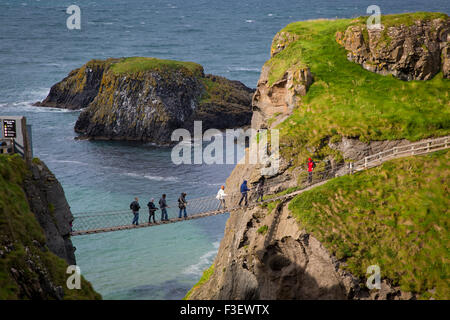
xmin=0 ymin=155 xmax=100 ymax=299
xmin=187 ymin=13 xmax=449 ymax=300
xmin=36 ymin=57 xmax=254 ymax=145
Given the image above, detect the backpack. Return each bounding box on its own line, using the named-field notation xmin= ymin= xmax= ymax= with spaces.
xmin=178 ymin=197 xmax=186 ymax=209
xmin=130 ymin=201 xmax=139 ymax=211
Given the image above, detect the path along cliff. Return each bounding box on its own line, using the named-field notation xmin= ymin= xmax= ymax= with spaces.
xmin=186 ymin=13 xmax=450 ymax=300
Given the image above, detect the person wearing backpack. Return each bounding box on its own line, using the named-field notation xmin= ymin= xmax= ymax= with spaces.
xmin=159 ymin=194 xmax=169 ymax=221
xmin=307 ymin=158 xmax=316 ymax=184
xmin=130 ymin=197 xmax=141 ymax=226
xmin=178 ymin=192 xmax=188 ymax=219
xmin=147 ymin=198 xmax=158 ymax=224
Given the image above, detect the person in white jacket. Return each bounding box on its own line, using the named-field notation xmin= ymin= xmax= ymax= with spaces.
xmin=216 ymin=185 xmax=227 ymax=209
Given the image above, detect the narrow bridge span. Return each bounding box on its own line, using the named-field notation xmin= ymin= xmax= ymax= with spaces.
xmin=71 ymin=136 xmax=449 ymax=236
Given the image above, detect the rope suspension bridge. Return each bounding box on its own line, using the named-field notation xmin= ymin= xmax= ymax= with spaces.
xmin=71 ymin=136 xmax=449 ymax=236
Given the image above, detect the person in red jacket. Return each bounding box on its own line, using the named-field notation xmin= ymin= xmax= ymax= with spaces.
xmin=307 ymin=158 xmax=315 ymax=184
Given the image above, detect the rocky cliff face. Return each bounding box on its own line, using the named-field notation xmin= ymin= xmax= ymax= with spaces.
xmin=23 ymin=159 xmax=76 ymax=265
xmin=186 ymin=14 xmax=449 ymax=300
xmin=36 ymin=57 xmax=254 ymax=145
xmin=35 ymin=59 xmax=116 ymax=110
xmin=0 ymin=155 xmax=100 ymax=299
xmin=252 ymin=34 xmax=313 ymax=130
xmin=335 ymin=15 xmax=449 ymax=80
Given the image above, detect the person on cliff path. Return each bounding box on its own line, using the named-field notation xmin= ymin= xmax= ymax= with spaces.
xmin=238 ymin=180 xmax=250 ymax=206
xmin=307 ymin=158 xmax=316 ymax=184
xmin=256 ymin=176 xmax=265 ymax=202
xmin=147 ymin=198 xmax=158 ymax=224
xmin=159 ymin=194 xmax=169 ymax=221
xmin=216 ymin=185 xmax=227 ymax=210
xmin=178 ymin=192 xmax=188 ymax=219
xmin=130 ymin=197 xmax=140 ymax=226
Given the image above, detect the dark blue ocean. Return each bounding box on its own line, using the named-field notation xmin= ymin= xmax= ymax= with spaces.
xmin=1 ymin=0 xmax=448 ymax=299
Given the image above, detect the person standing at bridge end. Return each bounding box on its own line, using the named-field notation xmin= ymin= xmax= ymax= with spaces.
xmin=307 ymin=158 xmax=316 ymax=184
xmin=159 ymin=194 xmax=169 ymax=221
xmin=216 ymin=185 xmax=227 ymax=209
xmin=178 ymin=192 xmax=188 ymax=219
xmin=238 ymin=180 xmax=250 ymax=206
xmin=130 ymin=197 xmax=141 ymax=226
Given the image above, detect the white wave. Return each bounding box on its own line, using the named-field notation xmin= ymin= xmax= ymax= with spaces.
xmin=183 ymin=241 xmax=220 ymax=275
xmin=245 ymin=19 xmax=255 ymax=23
xmin=228 ymin=66 xmax=260 ymax=72
xmin=144 ymin=175 xmax=178 ymax=182
xmin=49 ymin=160 xmax=89 ymax=166
xmin=123 ymin=172 xmax=178 ymax=182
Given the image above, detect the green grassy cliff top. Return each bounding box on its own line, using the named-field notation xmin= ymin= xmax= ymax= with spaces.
xmin=109 ymin=57 xmax=204 ymax=77
xmin=265 ymin=13 xmax=450 ymax=166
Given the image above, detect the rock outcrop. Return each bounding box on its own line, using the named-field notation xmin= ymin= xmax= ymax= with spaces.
xmin=336 ymin=14 xmax=450 ymax=80
xmin=252 ymin=33 xmax=313 ymax=130
xmin=36 ymin=57 xmax=254 ymax=145
xmin=23 ymin=159 xmax=76 ymax=265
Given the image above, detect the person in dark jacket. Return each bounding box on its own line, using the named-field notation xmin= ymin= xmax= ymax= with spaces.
xmin=256 ymin=177 xmax=265 ymax=202
xmin=159 ymin=194 xmax=169 ymax=221
xmin=147 ymin=198 xmax=158 ymax=224
xmin=178 ymin=192 xmax=188 ymax=219
xmin=130 ymin=197 xmax=140 ymax=226
xmin=238 ymin=180 xmax=250 ymax=206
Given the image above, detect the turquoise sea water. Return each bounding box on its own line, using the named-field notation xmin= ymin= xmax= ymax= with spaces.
xmin=1 ymin=0 xmax=448 ymax=300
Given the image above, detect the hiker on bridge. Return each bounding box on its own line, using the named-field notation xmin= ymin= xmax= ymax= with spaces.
xmin=307 ymin=158 xmax=316 ymax=184
xmin=238 ymin=180 xmax=250 ymax=206
xmin=147 ymin=198 xmax=159 ymax=224
xmin=178 ymin=192 xmax=188 ymax=219
xmin=256 ymin=176 xmax=265 ymax=202
xmin=216 ymin=185 xmax=227 ymax=209
xmin=159 ymin=194 xmax=169 ymax=221
xmin=130 ymin=197 xmax=141 ymax=226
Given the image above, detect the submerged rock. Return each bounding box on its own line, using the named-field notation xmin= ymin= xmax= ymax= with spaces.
xmin=36 ymin=57 xmax=254 ymax=144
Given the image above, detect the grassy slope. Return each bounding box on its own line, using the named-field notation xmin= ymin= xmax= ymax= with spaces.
xmin=109 ymin=57 xmax=204 ymax=77
xmin=183 ymin=264 xmax=214 ymax=300
xmin=288 ymin=150 xmax=449 ymax=299
xmin=267 ymin=13 xmax=450 ymax=167
xmin=0 ymin=155 xmax=101 ymax=299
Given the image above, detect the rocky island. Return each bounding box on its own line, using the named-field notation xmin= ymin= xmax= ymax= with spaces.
xmin=186 ymin=12 xmax=450 ymax=300
xmin=36 ymin=57 xmax=254 ymax=145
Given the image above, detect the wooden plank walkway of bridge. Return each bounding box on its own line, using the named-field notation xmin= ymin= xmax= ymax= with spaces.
xmin=71 ymin=136 xmax=449 ymax=236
